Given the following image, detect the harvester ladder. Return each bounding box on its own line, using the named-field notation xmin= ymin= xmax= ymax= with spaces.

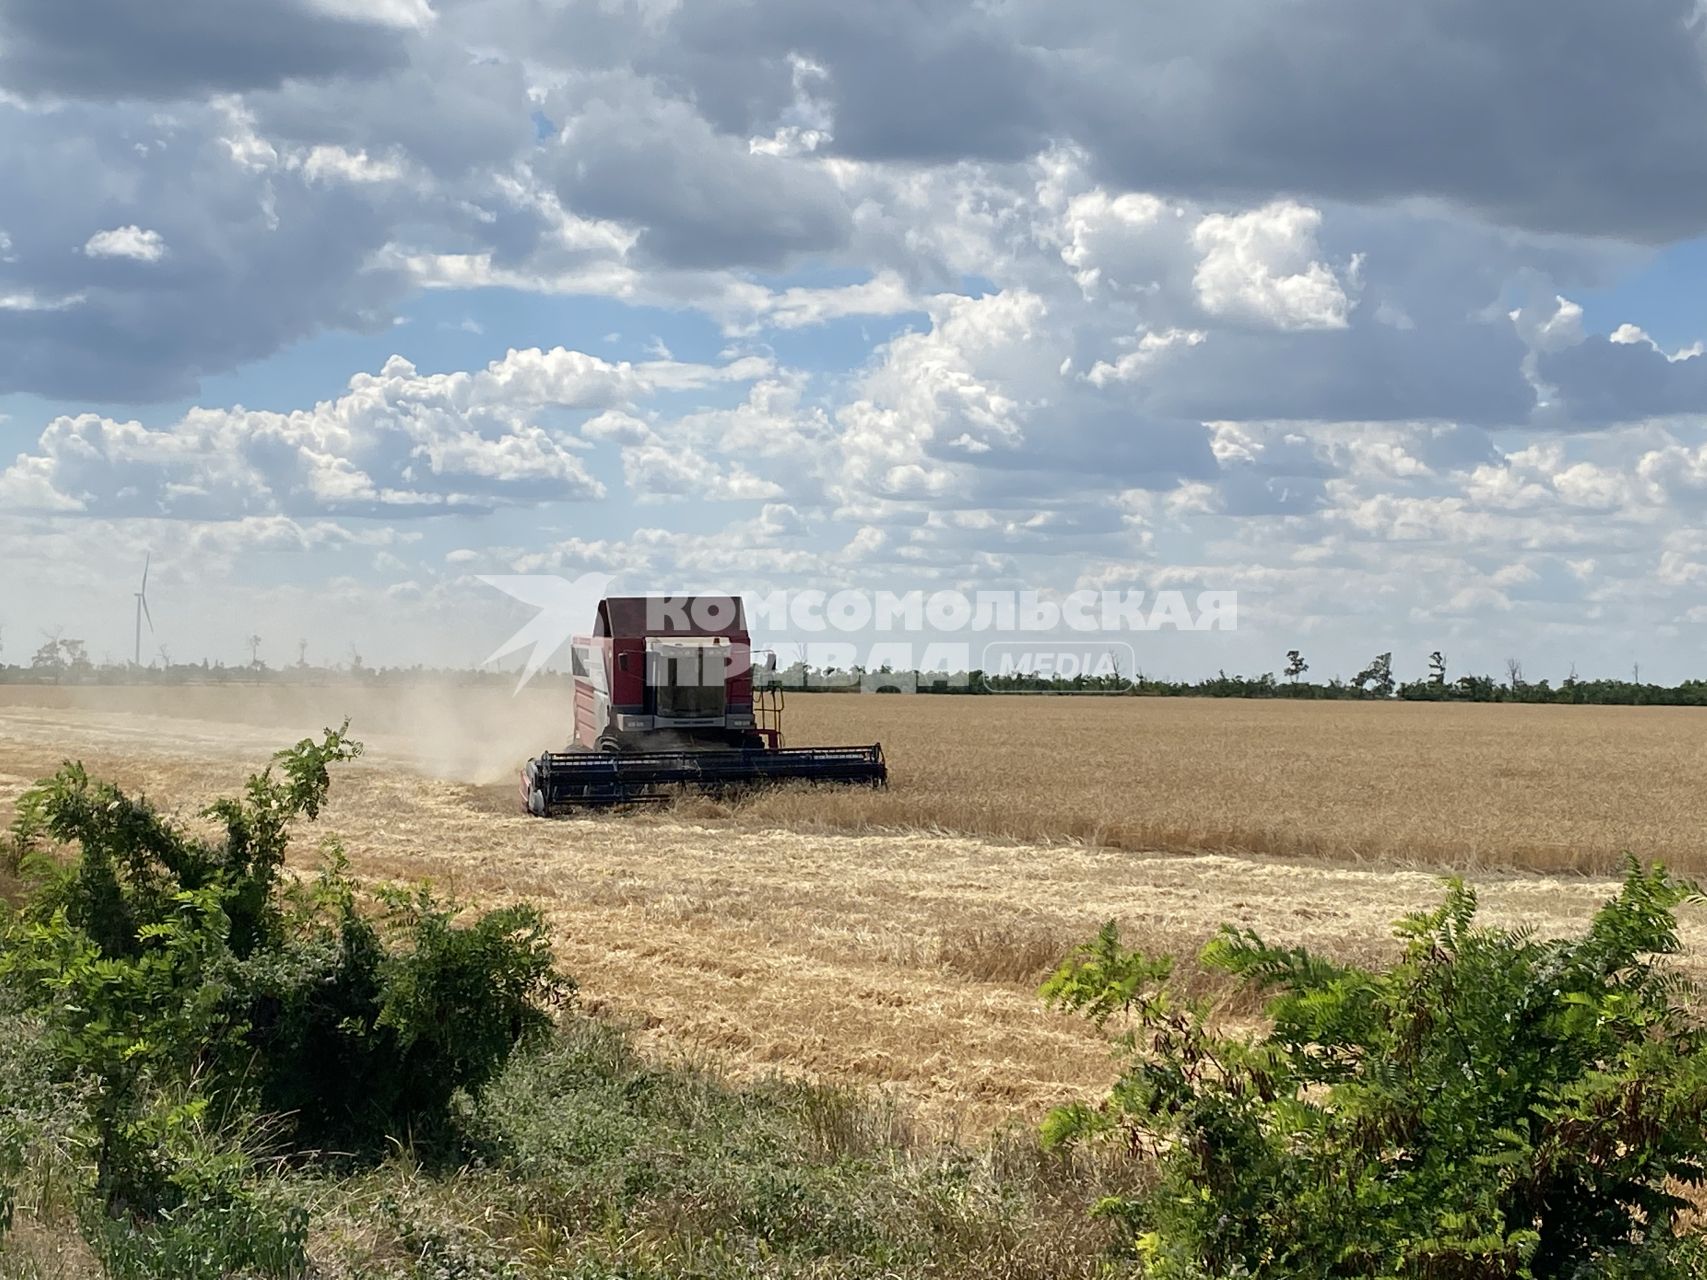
xmin=754 ymin=685 xmax=785 ymax=748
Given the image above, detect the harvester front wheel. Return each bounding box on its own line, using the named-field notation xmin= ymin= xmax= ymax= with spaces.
xmin=596 ymin=734 xmax=623 ymax=754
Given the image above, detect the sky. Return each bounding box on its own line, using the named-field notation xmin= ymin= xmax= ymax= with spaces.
xmin=3 ymin=0 xmax=1707 ymax=683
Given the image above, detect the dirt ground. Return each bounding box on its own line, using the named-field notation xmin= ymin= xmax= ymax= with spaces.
xmin=2 ymin=684 xmax=1704 ymax=1133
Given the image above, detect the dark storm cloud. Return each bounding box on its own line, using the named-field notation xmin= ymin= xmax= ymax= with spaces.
xmin=247 ymin=42 xmax=536 ymax=179
xmin=942 ymin=404 xmax=1219 ymax=490
xmin=506 ymin=0 xmax=1707 ymax=244
xmin=0 ymin=101 xmax=407 ymax=401
xmin=1537 ymin=338 xmax=1707 ymax=427
xmin=659 ymin=2 xmax=1053 ymax=164
xmin=449 ymin=0 xmax=1052 ymax=164
xmin=540 ymin=76 xmax=854 ymax=268
xmin=1050 ymin=0 xmax=1707 ymax=242
xmin=1141 ymin=319 xmax=1536 ymax=427
xmin=0 ymin=0 xmax=412 ymax=100
xmin=5 ymin=0 xmax=1702 ymax=413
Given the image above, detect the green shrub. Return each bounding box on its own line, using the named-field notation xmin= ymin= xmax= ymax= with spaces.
xmin=374 ymin=887 xmax=563 ymax=1131
xmin=0 ymin=725 xmax=567 ymax=1268
xmin=242 ymin=865 xmax=563 ymax=1150
xmin=1044 ymin=860 xmax=1707 ymax=1279
xmin=1 ymin=886 xmax=247 ymax=1211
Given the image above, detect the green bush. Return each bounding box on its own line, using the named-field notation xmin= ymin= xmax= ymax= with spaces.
xmin=242 ymin=865 xmax=564 ymax=1150
xmin=0 ymin=725 xmax=567 ymax=1271
xmin=1043 ymin=861 xmax=1707 ymax=1279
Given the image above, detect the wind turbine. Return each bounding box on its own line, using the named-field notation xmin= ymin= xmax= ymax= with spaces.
xmin=133 ymin=552 xmax=154 ymax=667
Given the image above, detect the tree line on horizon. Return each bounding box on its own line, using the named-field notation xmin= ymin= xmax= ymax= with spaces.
xmin=0 ymin=634 xmax=574 ymax=689
xmin=771 ymin=649 xmax=1707 ymax=705
xmin=4 ymin=634 xmax=1701 ymax=706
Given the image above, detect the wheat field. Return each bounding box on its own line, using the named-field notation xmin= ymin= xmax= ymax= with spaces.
xmin=761 ymin=693 xmax=1707 ymax=874
xmin=2 ymin=685 xmax=1705 ymax=1130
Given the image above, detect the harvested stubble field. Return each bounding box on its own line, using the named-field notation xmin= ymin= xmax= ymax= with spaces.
xmin=2 ymin=684 xmax=1705 ymax=1131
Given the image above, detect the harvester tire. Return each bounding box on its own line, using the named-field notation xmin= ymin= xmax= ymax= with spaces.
xmin=528 ymin=787 xmax=546 ymax=817
xmin=596 ymin=735 xmax=623 ymax=754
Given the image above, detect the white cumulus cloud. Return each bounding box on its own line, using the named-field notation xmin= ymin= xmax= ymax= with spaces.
xmin=82 ymin=225 xmax=168 ymax=262
xmin=0 ymin=346 xmax=776 ymax=519
xmin=1191 ymin=202 xmax=1351 ymax=330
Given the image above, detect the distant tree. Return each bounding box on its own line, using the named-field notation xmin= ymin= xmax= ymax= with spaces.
xmin=1284 ymin=649 xmax=1309 ymax=682
xmin=1505 ymin=657 xmax=1525 ymax=691
xmin=247 ymin=633 xmax=263 ymax=668
xmin=1454 ymin=673 xmax=1497 ymax=700
xmin=1354 ymin=652 xmax=1395 ymax=698
xmin=1428 ymin=650 xmax=1446 ymax=685
xmin=30 ymin=637 xmax=63 ymax=679
xmin=297 ymin=638 xmax=309 ymax=669
xmin=28 ymin=635 xmax=89 ymax=683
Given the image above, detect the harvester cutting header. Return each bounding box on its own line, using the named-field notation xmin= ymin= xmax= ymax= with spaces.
xmin=521 ymin=595 xmax=887 ymax=814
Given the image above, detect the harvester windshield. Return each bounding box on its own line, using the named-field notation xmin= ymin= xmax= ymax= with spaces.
xmin=649 ymin=639 xmax=728 ymax=719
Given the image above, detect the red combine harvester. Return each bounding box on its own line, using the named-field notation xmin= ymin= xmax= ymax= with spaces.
xmin=521 ymin=595 xmax=887 ymax=814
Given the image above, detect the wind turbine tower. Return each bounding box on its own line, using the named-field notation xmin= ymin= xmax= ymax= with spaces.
xmin=133 ymin=552 xmax=154 ymax=667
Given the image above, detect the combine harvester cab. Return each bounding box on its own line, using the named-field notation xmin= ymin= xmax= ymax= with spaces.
xmin=522 ymin=595 xmax=886 ymax=814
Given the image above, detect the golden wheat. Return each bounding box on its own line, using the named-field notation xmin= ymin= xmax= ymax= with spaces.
xmin=750 ymin=693 xmax=1707 ymax=875
xmin=4 ymin=685 xmax=1706 ymax=1130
